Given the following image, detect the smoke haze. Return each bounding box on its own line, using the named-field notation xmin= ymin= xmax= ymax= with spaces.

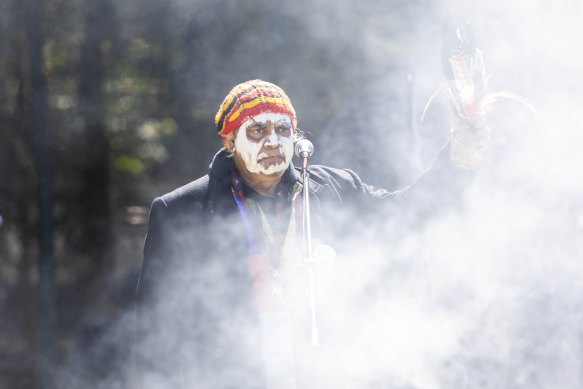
xmin=56 ymin=1 xmax=583 ymax=388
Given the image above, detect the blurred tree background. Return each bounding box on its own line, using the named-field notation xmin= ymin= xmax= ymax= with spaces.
xmin=0 ymin=0 xmax=448 ymax=387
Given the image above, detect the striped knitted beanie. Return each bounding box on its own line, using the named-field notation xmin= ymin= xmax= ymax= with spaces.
xmin=215 ymin=79 xmax=297 ymax=138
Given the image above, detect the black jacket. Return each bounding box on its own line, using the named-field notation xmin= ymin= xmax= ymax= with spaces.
xmin=135 ymin=147 xmax=468 ymax=388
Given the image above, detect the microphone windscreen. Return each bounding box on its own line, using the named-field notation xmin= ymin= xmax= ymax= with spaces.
xmin=294 ymin=139 xmax=314 ymax=158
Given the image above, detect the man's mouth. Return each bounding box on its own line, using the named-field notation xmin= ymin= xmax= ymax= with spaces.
xmin=258 ymin=155 xmax=285 ymax=164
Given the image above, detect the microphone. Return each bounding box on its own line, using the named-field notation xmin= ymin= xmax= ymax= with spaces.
xmin=294 ymin=139 xmax=314 ymax=159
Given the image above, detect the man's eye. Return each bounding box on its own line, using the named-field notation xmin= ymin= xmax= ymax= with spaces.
xmin=276 ymin=124 xmax=291 ymax=135
xmin=249 ymin=126 xmax=264 ymax=135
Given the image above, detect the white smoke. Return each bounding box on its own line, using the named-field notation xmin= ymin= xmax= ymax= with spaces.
xmin=65 ymin=1 xmax=583 ymax=388
xmin=308 ymin=1 xmax=583 ymax=387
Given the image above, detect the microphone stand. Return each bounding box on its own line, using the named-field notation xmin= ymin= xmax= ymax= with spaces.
xmin=298 ymin=143 xmax=319 ymax=347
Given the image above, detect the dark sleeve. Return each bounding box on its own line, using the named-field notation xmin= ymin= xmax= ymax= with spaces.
xmin=312 ymin=142 xmax=473 ymax=225
xmin=390 ymin=142 xmax=474 ymax=219
xmin=137 ymin=197 xmax=169 ymax=307
xmin=135 ymin=197 xmax=184 ymax=387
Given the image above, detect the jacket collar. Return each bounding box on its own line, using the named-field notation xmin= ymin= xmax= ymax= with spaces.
xmin=208 ymin=148 xmax=234 ymax=186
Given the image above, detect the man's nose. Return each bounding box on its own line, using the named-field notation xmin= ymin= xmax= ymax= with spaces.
xmin=263 ymin=126 xmax=279 ymax=146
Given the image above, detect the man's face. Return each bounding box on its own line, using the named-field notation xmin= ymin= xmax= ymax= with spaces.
xmin=233 ymin=113 xmax=294 ymax=176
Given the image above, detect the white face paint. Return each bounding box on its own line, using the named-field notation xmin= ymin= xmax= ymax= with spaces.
xmin=234 ymin=113 xmax=294 ymax=175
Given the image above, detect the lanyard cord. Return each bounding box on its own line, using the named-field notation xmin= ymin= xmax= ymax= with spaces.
xmin=231 ymin=169 xmax=287 ymax=267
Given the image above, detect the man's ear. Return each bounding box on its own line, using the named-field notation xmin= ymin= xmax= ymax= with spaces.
xmin=224 ymin=133 xmax=236 ymax=152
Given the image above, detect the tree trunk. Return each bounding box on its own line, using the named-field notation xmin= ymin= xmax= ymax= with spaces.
xmin=77 ymin=0 xmax=113 ymax=275
xmin=25 ymin=0 xmax=57 ymax=387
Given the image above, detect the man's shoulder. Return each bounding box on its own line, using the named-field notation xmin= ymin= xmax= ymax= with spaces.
xmin=301 ymin=164 xmax=364 ymax=188
xmin=157 ymin=175 xmax=211 ymax=210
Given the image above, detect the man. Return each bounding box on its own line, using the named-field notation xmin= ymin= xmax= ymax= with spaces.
xmin=135 ymin=79 xmax=487 ymax=389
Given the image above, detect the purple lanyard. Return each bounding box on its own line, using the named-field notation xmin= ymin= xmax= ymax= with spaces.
xmin=231 ymin=169 xmax=287 ymax=266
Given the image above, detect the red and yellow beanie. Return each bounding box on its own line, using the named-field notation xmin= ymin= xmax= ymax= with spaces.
xmin=215 ymin=79 xmax=297 ymax=138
